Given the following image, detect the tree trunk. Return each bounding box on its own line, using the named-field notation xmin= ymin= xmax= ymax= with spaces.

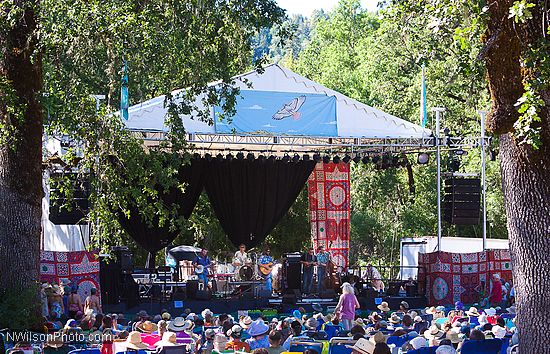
xmin=484 ymin=1 xmax=550 ymax=351
xmin=0 ymin=0 xmax=43 ymax=327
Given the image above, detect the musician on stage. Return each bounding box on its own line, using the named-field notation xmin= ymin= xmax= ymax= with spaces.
xmin=193 ymin=248 xmax=211 ymax=288
xmin=233 ymin=244 xmax=250 ymax=267
xmin=258 ymin=247 xmax=274 ymax=292
xmin=316 ymin=245 xmax=331 ymax=293
xmin=362 ymin=263 xmax=384 ymax=292
xmin=301 ymin=247 xmax=317 ymax=295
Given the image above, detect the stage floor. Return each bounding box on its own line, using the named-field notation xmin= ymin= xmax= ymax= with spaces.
xmin=104 ymin=294 xmax=426 ymax=316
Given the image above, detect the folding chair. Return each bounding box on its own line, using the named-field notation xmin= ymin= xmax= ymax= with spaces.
xmin=406 ymin=346 xmax=439 ymax=354
xmin=290 ymin=340 xmax=323 ymax=354
xmin=155 ymin=345 xmax=187 ymax=354
xmin=328 ymin=337 xmax=355 ymax=354
xmin=460 ymin=339 xmax=502 ymax=354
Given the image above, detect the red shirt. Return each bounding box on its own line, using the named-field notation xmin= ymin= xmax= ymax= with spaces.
xmin=490 ymin=281 xmax=503 ymax=303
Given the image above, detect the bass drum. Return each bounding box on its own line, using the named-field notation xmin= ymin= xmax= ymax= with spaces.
xmin=239 ymin=265 xmax=254 ymax=281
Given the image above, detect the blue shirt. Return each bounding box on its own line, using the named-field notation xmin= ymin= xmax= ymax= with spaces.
xmin=194 ymin=255 xmax=211 ymax=273
xmin=316 ymin=251 xmax=330 ymax=265
xmin=246 ymin=335 xmax=270 ymax=350
xmin=258 ymin=254 xmax=273 ymax=265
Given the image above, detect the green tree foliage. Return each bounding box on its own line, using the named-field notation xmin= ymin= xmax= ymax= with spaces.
xmin=288 ymin=0 xmax=508 ymax=264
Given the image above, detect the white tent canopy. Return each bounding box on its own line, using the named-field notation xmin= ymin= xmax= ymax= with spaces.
xmin=125 ymin=64 xmax=431 ymax=140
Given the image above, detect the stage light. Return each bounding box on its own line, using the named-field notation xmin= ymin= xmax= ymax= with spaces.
xmin=343 ymin=155 xmax=351 ymax=163
xmin=333 ymin=155 xmax=341 ymax=164
xmin=313 ymin=153 xmax=321 ymax=163
xmin=216 ymin=153 xmax=224 ymax=162
xmin=361 ymin=156 xmax=370 ymax=164
xmin=417 ymin=152 xmax=430 ymax=164
xmin=225 ymin=153 xmax=233 ymax=161
xmin=323 ymin=155 xmax=331 ymax=164
xmin=302 ymin=154 xmax=310 ymax=161
xmin=236 ymin=152 xmax=244 ymax=160
xmin=247 ymin=153 xmax=254 ymax=161
xmin=353 ymin=155 xmax=361 ymax=163
xmin=292 ymin=154 xmax=300 ymax=163
xmin=282 ymin=154 xmax=290 ymax=163
xmin=205 ymin=153 xmax=212 ymax=162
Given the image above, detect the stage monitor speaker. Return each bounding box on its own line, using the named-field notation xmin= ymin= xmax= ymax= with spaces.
xmin=387 ymin=281 xmax=403 ymax=296
xmin=284 ymin=262 xmax=302 ymax=291
xmin=443 ymin=177 xmax=481 ymax=225
xmin=320 ymin=289 xmax=336 ymax=299
xmin=282 ymin=293 xmax=297 ymax=305
xmin=186 ymin=280 xmax=199 ymax=299
xmin=48 ymin=173 xmax=90 ymax=225
xmin=196 ymin=289 xmax=212 ymax=300
xmin=172 ymin=287 xmax=187 ymax=301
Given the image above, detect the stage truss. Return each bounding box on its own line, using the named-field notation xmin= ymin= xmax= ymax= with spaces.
xmin=131 ymin=129 xmax=490 ymax=156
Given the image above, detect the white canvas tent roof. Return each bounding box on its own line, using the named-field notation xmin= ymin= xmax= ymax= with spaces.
xmin=125 ymin=64 xmax=431 ymax=140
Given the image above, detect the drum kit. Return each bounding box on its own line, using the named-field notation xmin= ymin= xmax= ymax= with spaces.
xmin=178 ymin=252 xmax=275 ymax=296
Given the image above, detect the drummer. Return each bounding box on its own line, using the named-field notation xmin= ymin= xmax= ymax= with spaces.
xmin=233 ymin=244 xmax=251 ymax=267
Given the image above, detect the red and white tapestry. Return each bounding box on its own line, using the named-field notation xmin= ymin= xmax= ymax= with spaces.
xmin=418 ymin=249 xmax=512 ymax=306
xmin=40 ymin=250 xmax=101 ymax=302
xmin=308 ymin=162 xmax=350 ymax=270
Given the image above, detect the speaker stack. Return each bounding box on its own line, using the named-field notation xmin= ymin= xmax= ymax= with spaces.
xmin=100 ymin=246 xmax=139 ymax=307
xmin=282 ymin=253 xmax=302 ymax=299
xmin=443 ymin=177 xmax=481 ymax=225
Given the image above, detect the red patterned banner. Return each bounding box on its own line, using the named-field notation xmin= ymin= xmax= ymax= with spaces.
xmin=308 ymin=162 xmax=350 ymax=270
xmin=40 ymin=250 xmax=101 ymax=302
xmin=418 ymin=249 xmax=512 ymax=306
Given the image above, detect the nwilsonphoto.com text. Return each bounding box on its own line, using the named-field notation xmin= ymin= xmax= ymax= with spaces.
xmin=4 ymin=331 xmax=111 ymax=345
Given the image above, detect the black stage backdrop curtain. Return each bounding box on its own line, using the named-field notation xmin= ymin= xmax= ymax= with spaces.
xmin=204 ymin=158 xmax=316 ymax=248
xmin=118 ymin=158 xmax=205 ymax=268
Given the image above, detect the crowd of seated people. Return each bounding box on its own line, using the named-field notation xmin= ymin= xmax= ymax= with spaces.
xmin=5 ymin=286 xmax=519 ymax=354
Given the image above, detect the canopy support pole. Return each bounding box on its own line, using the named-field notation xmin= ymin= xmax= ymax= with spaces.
xmin=433 ymin=107 xmax=445 ymax=252
xmin=478 ymin=110 xmax=488 ymax=251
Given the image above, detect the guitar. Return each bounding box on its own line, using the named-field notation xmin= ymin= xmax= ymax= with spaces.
xmin=259 ymin=262 xmax=274 ymax=275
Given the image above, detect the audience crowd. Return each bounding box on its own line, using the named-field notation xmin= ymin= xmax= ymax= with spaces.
xmin=4 ymin=281 xmax=518 ymax=354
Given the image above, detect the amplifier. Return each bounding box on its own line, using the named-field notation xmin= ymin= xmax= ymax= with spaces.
xmin=284 ymin=252 xmax=302 ymax=263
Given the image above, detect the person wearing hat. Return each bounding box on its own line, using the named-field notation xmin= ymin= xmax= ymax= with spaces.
xmin=316 ymin=245 xmax=331 ymax=294
xmin=424 ymin=325 xmax=444 ymax=346
xmin=388 ymin=313 xmax=401 ymax=326
xmin=155 ymin=331 xmax=177 ymax=348
xmin=398 ymin=301 xmax=409 ymax=313
xmin=435 ymin=345 xmax=457 ymax=354
xmin=48 ymin=285 xmax=65 ymax=320
xmin=212 ymin=333 xmax=229 ymax=353
xmin=168 ymin=317 xmax=194 ymax=345
xmin=349 ymin=337 xmax=376 ymax=354
xmin=226 ymin=324 xmax=251 ymax=352
xmin=407 ymin=336 xmax=428 ymax=351
xmin=240 ymin=315 xmax=253 ymax=330
xmin=202 ymin=309 xmax=215 ymax=326
xmin=335 ymin=282 xmax=360 ymax=331
xmin=246 ymin=319 xmax=270 ymax=350
xmin=376 ymin=302 xmax=390 ymax=314
xmin=136 ymin=321 xmax=160 ymax=348
xmin=198 ymin=328 xmax=216 ymax=354
xmin=43 ymin=333 xmax=69 ymax=354
xmin=466 ymin=307 xmax=479 ymax=317
xmin=124 ymin=331 xmax=149 ymax=350
xmin=488 ymin=273 xmax=503 ymax=306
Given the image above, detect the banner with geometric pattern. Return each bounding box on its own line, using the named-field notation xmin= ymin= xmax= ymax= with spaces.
xmin=40 ymin=250 xmax=101 ymax=302
xmin=418 ymin=249 xmax=512 ymax=306
xmin=308 ymin=162 xmax=350 ymax=270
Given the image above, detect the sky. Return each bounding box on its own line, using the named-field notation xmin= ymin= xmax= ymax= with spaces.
xmin=276 ymin=0 xmax=379 ymax=16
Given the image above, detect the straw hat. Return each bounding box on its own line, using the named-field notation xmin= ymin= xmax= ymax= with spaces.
xmin=354 ymin=318 xmax=366 ymax=327
xmin=247 ymin=319 xmax=269 ymax=337
xmin=414 ymin=316 xmax=423 ymax=323
xmin=137 ymin=320 xmax=158 ymax=333
xmin=227 ymin=324 xmax=243 ymax=337
xmin=425 ymin=306 xmax=437 ymax=315
xmin=201 ymin=309 xmax=213 ymax=319
xmin=377 ymin=302 xmax=390 ymax=312
xmin=446 ymin=331 xmax=461 ymax=344
xmin=492 ymin=325 xmax=507 ymax=339
xmin=410 ymin=336 xmax=427 ymax=349
xmin=213 ymin=333 xmax=228 ymax=351
xmin=466 ymin=307 xmax=479 ymax=316
xmin=304 ymin=318 xmax=319 ymax=330
xmin=369 ymin=331 xmax=386 ymax=344
xmin=52 ymin=285 xmax=63 ymax=296
xmin=423 ymin=325 xmax=444 ymax=339
xmin=239 ymin=316 xmax=253 ymax=329
xmin=484 ymin=308 xmax=497 ymax=317
xmin=389 ymin=314 xmax=401 ymax=325
xmin=155 ymin=332 xmax=177 ymax=347
xmin=168 ymin=317 xmax=187 ymax=332
xmin=125 ymin=331 xmax=148 ymax=350
xmin=348 ymin=338 xmax=375 ymax=354
xmin=45 ymin=335 xmax=64 ymax=348
xmin=478 ymin=314 xmax=488 ymax=325
xmin=161 ymin=312 xmax=171 ymax=321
